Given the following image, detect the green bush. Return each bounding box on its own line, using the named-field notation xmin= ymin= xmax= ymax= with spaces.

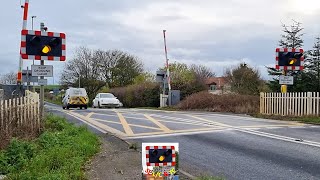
xmin=110 ymin=82 xmax=160 ymax=108
xmin=0 ymin=114 xmax=100 ymax=179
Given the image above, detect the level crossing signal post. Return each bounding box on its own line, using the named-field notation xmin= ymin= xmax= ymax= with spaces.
xmin=275 ymin=48 xmax=304 ymax=93
xmin=20 ymin=23 xmax=66 ymax=119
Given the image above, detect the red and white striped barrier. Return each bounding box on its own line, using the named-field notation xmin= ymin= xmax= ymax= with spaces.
xmin=17 ymin=0 xmax=30 ymax=83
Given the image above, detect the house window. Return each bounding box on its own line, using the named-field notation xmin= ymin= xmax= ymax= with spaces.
xmin=210 ymin=85 xmax=216 ymax=91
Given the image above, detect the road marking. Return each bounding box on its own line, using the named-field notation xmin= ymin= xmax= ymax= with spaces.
xmin=49 ymin=106 xmax=320 ymax=148
xmin=188 ymin=115 xmax=232 ymax=127
xmin=93 ymin=118 xmax=163 ymax=130
xmin=92 ymin=118 xmax=122 ymax=125
xmin=237 ymin=128 xmax=320 ymax=148
xmin=67 ymin=111 xmax=127 ymax=137
xmin=63 ymin=111 xmax=108 ymax=134
xmin=190 ymin=113 xmax=305 ymax=126
xmin=239 ymin=124 xmax=303 ymax=128
xmin=193 ymin=115 xmax=320 ymax=148
xmin=128 ymin=127 xmax=227 ymax=137
xmin=156 ymin=119 xmax=213 ymax=127
xmin=144 ymin=114 xmax=172 ymax=132
xmin=114 ymin=110 xmax=134 ymax=136
xmin=86 ymin=112 xmax=94 ymax=118
xmin=123 ymin=127 xmax=231 ymax=139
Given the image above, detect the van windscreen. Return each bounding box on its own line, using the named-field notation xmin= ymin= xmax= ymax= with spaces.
xmin=70 ymin=88 xmax=87 ymax=96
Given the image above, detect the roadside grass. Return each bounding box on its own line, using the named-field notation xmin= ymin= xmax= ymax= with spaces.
xmin=0 ymin=114 xmax=100 ymax=179
xmin=253 ymin=114 xmax=320 ymax=125
xmin=45 ymin=93 xmax=63 ymax=105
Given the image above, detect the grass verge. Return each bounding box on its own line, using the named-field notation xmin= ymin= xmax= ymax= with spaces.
xmin=0 ymin=114 xmax=100 ymax=179
xmin=45 ymin=96 xmax=63 ymax=105
xmin=253 ymin=114 xmax=320 ymax=125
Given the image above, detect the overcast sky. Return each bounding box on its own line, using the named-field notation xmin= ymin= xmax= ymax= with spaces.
xmin=1 ymin=0 xmax=320 ymax=84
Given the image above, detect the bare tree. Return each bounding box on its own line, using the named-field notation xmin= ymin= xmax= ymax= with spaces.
xmin=60 ymin=47 xmax=144 ymax=101
xmin=190 ymin=64 xmax=215 ymax=82
xmin=0 ymin=72 xmax=16 ymax=84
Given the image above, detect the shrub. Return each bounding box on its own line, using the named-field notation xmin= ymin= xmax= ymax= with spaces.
xmin=110 ymin=82 xmax=160 ymax=108
xmin=178 ymin=91 xmax=259 ymax=114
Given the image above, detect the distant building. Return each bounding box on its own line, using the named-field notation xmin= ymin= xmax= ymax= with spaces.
xmin=205 ymin=77 xmax=231 ymax=95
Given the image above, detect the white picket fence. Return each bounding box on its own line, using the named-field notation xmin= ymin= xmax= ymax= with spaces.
xmin=0 ymin=90 xmax=40 ymax=139
xmin=260 ymin=92 xmax=320 ymax=116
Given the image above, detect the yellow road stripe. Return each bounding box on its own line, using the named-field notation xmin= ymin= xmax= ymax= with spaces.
xmin=144 ymin=114 xmax=172 ymax=132
xmin=114 ymin=110 xmax=134 ymax=135
xmin=86 ymin=112 xmax=94 ymax=118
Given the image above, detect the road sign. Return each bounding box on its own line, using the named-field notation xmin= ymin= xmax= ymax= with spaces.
xmin=279 ymin=75 xmax=294 ymax=85
xmin=22 ymin=70 xmax=38 ymax=82
xmin=38 ymin=79 xmax=47 ymax=85
xmin=156 ymin=70 xmax=165 ymax=83
xmin=31 ymin=65 xmax=53 ymax=77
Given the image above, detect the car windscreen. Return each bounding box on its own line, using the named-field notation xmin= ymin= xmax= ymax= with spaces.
xmin=100 ymin=94 xmax=115 ymax=98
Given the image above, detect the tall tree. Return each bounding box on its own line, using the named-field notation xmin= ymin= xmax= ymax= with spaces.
xmin=226 ymin=63 xmax=263 ymax=95
xmin=303 ymin=37 xmax=320 ymax=92
xmin=267 ymin=20 xmax=305 ymax=92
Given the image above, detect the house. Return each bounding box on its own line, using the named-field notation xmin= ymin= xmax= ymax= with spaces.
xmin=205 ymin=77 xmax=231 ymax=94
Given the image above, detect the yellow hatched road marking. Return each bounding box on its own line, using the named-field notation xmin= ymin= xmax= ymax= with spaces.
xmin=93 ymin=118 xmax=163 ymax=130
xmin=144 ymin=114 xmax=172 ymax=132
xmin=114 ymin=110 xmax=134 ymax=135
xmin=66 ymin=111 xmax=127 ymax=137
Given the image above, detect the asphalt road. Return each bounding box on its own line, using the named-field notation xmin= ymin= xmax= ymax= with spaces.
xmin=45 ymin=102 xmax=320 ymax=180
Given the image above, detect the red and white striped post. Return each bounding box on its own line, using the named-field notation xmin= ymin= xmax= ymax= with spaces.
xmin=163 ymin=30 xmax=171 ymax=93
xmin=17 ymin=0 xmax=30 ymax=84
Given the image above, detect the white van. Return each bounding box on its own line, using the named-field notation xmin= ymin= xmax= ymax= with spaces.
xmin=62 ymin=88 xmax=89 ymax=109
